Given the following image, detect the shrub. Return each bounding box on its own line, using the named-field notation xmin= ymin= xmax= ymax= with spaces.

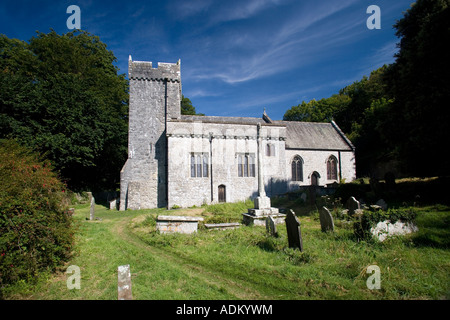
xmin=0 ymin=140 xmax=74 ymax=291
xmin=353 ymin=207 xmax=416 ymax=239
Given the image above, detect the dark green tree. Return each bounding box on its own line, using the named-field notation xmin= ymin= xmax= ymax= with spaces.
xmin=384 ymin=0 xmax=450 ymax=176
xmin=0 ymin=30 xmax=129 ymax=191
xmin=283 ymin=94 xmax=351 ymax=123
xmin=181 ymin=95 xmax=204 ymax=116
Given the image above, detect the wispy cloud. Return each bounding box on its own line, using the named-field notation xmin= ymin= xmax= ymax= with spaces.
xmin=184 ymin=0 xmax=361 ymax=85
xmin=170 ymin=0 xmax=213 ymax=19
xmin=212 ymin=0 xmax=288 ymax=23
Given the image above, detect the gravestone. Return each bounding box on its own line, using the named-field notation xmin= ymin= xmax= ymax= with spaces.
xmin=376 ymin=199 xmax=388 ymax=211
xmin=285 ymin=209 xmax=303 ymax=251
xmin=346 ymin=196 xmax=360 ymax=216
xmin=86 ymin=192 xmax=95 ymax=221
xmin=90 ymin=195 xmax=95 ymax=221
xmin=109 ymin=199 xmax=118 ymax=210
xmin=319 ymin=206 xmax=334 ymax=232
xmin=117 ymin=264 xmax=132 ymax=300
xmin=266 ymin=215 xmax=278 ymax=237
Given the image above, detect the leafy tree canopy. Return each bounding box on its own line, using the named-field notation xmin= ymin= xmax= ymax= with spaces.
xmin=181 ymin=95 xmax=204 ymax=116
xmin=0 ymin=30 xmax=129 ymax=191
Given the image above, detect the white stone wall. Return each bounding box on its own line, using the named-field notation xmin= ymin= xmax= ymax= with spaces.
xmin=166 ymin=121 xmax=287 ymax=208
xmin=285 ymin=149 xmax=356 ymax=191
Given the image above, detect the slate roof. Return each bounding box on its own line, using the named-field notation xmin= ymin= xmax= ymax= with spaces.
xmin=274 ymin=120 xmax=354 ymax=151
xmin=177 ymin=114 xmax=354 ymax=151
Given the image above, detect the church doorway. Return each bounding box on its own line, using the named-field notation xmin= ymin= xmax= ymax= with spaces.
xmin=218 ymin=185 xmax=226 ymax=203
xmin=311 ymin=171 xmax=320 ymax=186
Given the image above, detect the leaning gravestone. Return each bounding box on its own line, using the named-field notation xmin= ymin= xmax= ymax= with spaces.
xmin=346 ymin=196 xmax=360 ymax=216
xmin=285 ymin=209 xmax=303 ymax=251
xmin=266 ymin=215 xmax=278 ymax=237
xmin=319 ymin=206 xmax=334 ymax=232
xmin=118 ymin=264 xmax=132 ymax=300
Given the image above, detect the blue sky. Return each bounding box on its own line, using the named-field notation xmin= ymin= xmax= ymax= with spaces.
xmin=0 ymin=0 xmax=415 ymax=120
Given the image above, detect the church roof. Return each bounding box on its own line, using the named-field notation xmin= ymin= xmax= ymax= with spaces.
xmin=274 ymin=120 xmax=354 ymax=151
xmin=177 ymin=115 xmax=354 ymax=151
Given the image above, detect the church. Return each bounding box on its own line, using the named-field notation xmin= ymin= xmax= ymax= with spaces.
xmin=119 ymin=57 xmax=356 ymax=210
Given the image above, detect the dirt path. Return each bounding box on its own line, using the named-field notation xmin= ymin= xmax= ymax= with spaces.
xmin=112 ymin=214 xmax=268 ymax=300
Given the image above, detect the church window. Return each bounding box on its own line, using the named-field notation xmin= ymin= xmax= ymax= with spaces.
xmin=191 ymin=154 xmax=196 ymax=177
xmin=237 ymin=153 xmax=256 ymax=177
xmin=327 ymin=156 xmax=338 ymax=180
xmin=203 ymin=155 xmax=209 ymax=177
xmin=238 ymin=155 xmax=243 ymax=177
xmin=291 ymin=155 xmax=303 ymax=181
xmin=197 ymin=154 xmax=202 ymax=178
xmin=190 ymin=153 xmax=208 ymax=178
xmin=266 ymin=143 xmax=275 ymax=156
xmin=249 ymin=154 xmax=255 ymax=177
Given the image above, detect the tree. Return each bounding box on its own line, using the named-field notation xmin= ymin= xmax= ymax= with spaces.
xmin=0 ymin=30 xmax=129 ymax=191
xmin=181 ymin=95 xmax=204 ymax=116
xmin=283 ymin=65 xmax=392 ymax=177
xmin=283 ymin=94 xmax=350 ymax=123
xmin=384 ymin=0 xmax=450 ymax=176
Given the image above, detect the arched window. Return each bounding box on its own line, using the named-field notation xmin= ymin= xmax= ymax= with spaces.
xmin=327 ymin=156 xmax=338 ymax=180
xmin=266 ymin=143 xmax=275 ymax=156
xmin=291 ymin=156 xmax=303 ymax=181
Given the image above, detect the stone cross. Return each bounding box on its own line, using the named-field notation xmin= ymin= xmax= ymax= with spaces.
xmin=346 ymin=196 xmax=360 ymax=216
xmin=254 ymin=123 xmax=272 ymax=210
xmin=319 ymin=206 xmax=334 ymax=232
xmin=266 ymin=215 xmax=278 ymax=237
xmin=118 ymin=264 xmax=132 ymax=300
xmin=285 ymin=209 xmax=303 ymax=251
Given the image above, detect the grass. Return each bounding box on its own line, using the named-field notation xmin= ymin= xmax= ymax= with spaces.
xmin=2 ymin=201 xmax=449 ymax=300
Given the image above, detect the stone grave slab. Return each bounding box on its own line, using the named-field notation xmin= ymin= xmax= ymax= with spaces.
xmin=156 ymin=215 xmax=204 ymax=234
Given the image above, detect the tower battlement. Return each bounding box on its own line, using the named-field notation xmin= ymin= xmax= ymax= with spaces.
xmin=128 ymin=55 xmax=181 ymax=82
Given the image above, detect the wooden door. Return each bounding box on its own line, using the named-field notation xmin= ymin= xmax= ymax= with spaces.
xmin=218 ymin=185 xmax=226 ymax=203
xmin=311 ymin=172 xmax=319 ymax=186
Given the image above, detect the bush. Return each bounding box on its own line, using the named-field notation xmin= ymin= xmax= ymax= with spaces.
xmin=0 ymin=140 xmax=74 ymax=291
xmin=353 ymin=207 xmax=416 ymax=240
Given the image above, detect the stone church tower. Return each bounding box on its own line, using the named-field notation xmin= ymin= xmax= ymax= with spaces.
xmin=119 ymin=57 xmax=181 ymax=210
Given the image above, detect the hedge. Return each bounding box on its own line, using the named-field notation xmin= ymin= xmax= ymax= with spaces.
xmin=0 ymin=140 xmax=74 ymax=291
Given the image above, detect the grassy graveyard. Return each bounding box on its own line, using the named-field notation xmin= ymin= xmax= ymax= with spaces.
xmin=2 ymin=198 xmax=449 ymax=300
